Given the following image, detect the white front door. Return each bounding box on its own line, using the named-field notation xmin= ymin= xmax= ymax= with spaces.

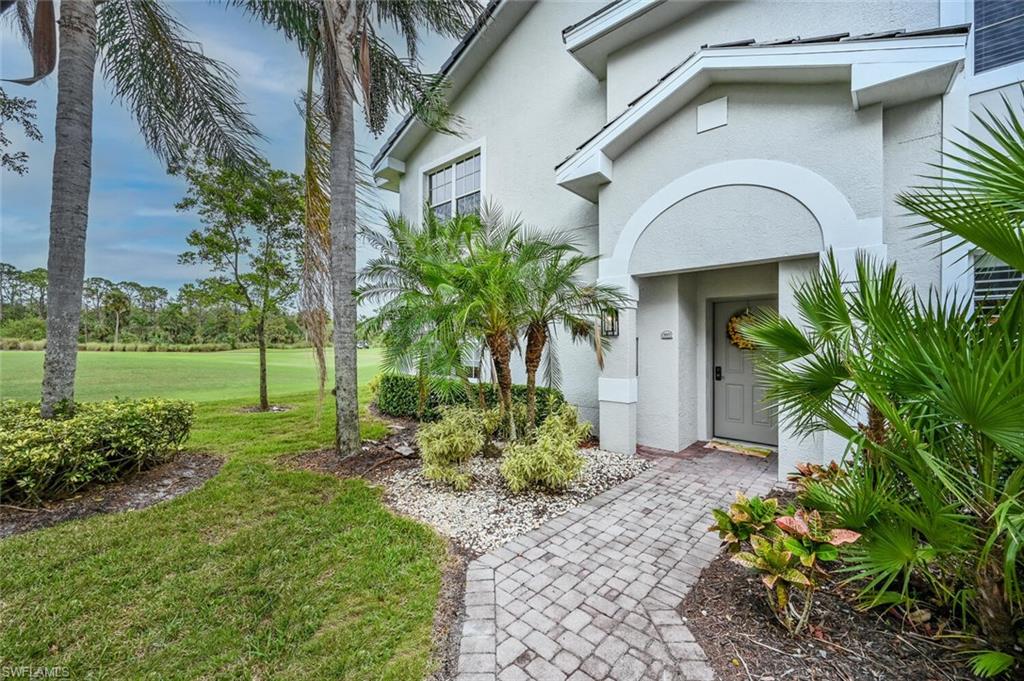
xmin=712 ymin=299 xmax=778 ymax=446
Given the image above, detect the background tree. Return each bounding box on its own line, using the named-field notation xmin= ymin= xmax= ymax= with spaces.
xmin=19 ymin=267 xmax=47 ymax=317
xmin=0 ymin=87 xmax=42 ymax=175
xmin=103 ymin=288 xmax=130 ymax=344
xmin=0 ymin=263 xmax=20 ymax=322
xmin=177 ymin=158 xmax=304 ymax=410
xmin=236 ymin=0 xmax=480 ymax=456
xmin=2 ymin=0 xmax=261 ymax=416
xmin=81 ymin=276 xmax=111 ymax=341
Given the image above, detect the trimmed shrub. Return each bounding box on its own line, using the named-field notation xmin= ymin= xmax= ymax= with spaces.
xmin=366 ymin=373 xmax=383 ymax=403
xmin=375 ymin=373 xmax=564 ymax=423
xmin=500 ymin=404 xmax=590 ymax=493
xmin=0 ymin=399 xmax=195 ymax=504
xmin=416 ymin=406 xmax=487 ymax=490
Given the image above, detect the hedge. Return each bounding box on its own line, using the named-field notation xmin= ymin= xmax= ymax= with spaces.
xmin=0 ymin=399 xmax=195 ymax=504
xmin=0 ymin=338 xmax=313 ymax=352
xmin=375 ymin=373 xmax=564 ymax=423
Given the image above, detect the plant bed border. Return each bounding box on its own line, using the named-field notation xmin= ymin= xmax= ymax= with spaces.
xmin=0 ymin=453 xmax=223 ymax=538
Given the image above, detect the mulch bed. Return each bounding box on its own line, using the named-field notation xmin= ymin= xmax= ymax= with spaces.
xmin=286 ymin=416 xmax=422 ymax=481
xmin=678 ymin=551 xmax=978 ymax=681
xmin=0 ymin=453 xmax=223 ymax=539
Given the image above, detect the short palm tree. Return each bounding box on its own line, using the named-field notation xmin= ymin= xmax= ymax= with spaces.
xmin=3 ymin=0 xmax=260 ymax=417
xmin=236 ymin=0 xmax=480 ymax=456
xmin=743 ymin=92 xmax=1024 ymax=666
xmin=520 ymin=248 xmax=631 ymax=428
xmin=449 ymin=207 xmax=537 ymax=438
xmin=103 ymin=288 xmax=130 ymax=345
xmin=359 ymin=210 xmax=478 ymax=414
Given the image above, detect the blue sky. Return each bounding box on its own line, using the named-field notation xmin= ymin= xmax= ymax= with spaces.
xmin=0 ymin=1 xmax=453 ymax=292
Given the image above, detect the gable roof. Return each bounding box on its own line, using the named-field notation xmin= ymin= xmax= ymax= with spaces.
xmin=372 ymin=0 xmax=698 ymax=184
xmin=561 ymin=0 xmax=709 ymax=78
xmin=371 ymin=0 xmax=533 ymax=188
xmin=555 ymin=25 xmax=969 ymax=201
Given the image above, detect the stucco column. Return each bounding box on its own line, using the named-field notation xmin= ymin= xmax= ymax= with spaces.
xmin=598 ymin=279 xmax=638 ymax=454
xmin=776 ymin=258 xmax=825 ymax=479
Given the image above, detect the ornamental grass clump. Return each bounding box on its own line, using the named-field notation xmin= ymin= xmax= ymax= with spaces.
xmin=500 ymin=403 xmax=589 ymax=493
xmin=0 ymin=398 xmax=194 ymax=504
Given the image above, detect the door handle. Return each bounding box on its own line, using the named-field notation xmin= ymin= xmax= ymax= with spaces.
xmin=715 ymin=366 xmax=722 ymax=381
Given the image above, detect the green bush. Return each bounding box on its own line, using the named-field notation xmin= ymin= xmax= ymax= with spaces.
xmin=375 ymin=373 xmax=564 ymax=423
xmin=366 ymin=373 xmax=383 ymax=403
xmin=0 ymin=317 xmax=46 ymax=340
xmin=500 ymin=404 xmax=589 ymax=493
xmin=0 ymin=399 xmax=195 ymax=504
xmin=416 ymin=405 xmax=487 ymax=490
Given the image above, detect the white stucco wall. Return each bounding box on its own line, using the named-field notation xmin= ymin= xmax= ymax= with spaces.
xmin=604 ymin=0 xmax=940 ymax=116
xmin=775 ymin=257 xmax=827 ymax=476
xmin=883 ymin=98 xmax=943 ymax=291
xmin=392 ymin=0 xmax=609 ymax=425
xmin=630 ymin=185 xmax=822 ymax=277
xmin=599 ymin=83 xmax=884 ymax=260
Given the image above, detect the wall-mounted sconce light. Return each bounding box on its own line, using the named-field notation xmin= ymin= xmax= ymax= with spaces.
xmin=601 ymin=309 xmax=619 ymax=338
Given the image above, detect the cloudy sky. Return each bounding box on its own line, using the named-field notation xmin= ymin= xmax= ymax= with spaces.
xmin=0 ymin=2 xmax=454 ymax=292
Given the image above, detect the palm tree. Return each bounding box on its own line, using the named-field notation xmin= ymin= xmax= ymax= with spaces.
xmin=520 ymin=248 xmax=631 ymax=428
xmin=104 ymin=288 xmax=130 ymax=345
xmin=742 ymin=94 xmax=1024 ymax=666
xmin=362 ymin=205 xmax=597 ymax=438
xmin=3 ymin=0 xmax=260 ymax=417
xmin=235 ymin=0 xmax=480 ymax=456
xmin=359 ymin=210 xmax=480 ymax=414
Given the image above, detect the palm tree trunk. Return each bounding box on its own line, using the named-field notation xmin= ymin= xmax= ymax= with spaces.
xmin=41 ymin=0 xmax=97 ymax=418
xmin=323 ymin=0 xmax=359 ymax=456
xmin=487 ymin=332 xmax=515 ymax=439
xmin=113 ymin=314 xmax=120 ymax=345
xmin=257 ymin=318 xmax=269 ymax=411
xmin=524 ymin=323 xmax=546 ymax=430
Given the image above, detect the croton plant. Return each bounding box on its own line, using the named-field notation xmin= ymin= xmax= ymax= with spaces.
xmin=710 ymin=494 xmax=860 ymax=635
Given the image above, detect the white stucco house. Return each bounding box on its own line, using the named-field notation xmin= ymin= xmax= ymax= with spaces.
xmin=371 ymin=0 xmax=1024 ymax=480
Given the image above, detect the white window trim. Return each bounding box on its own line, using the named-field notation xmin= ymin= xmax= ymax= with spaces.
xmin=415 ymin=137 xmax=487 ymax=221
xmin=943 ymin=0 xmax=1024 ymax=94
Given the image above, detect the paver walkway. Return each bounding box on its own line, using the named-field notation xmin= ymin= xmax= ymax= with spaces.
xmin=455 ymin=448 xmax=777 ymax=681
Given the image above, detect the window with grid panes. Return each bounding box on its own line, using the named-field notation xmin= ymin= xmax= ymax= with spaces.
xmin=428 ymin=153 xmax=480 ymax=218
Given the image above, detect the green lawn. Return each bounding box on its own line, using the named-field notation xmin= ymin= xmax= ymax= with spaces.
xmin=0 ymin=349 xmax=447 ymax=679
xmin=0 ymin=347 xmax=382 ymax=402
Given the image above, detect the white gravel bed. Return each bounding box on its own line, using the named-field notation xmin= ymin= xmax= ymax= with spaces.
xmin=380 ymin=448 xmax=651 ymax=555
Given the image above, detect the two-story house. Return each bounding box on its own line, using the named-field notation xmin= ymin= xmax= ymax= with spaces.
xmin=371 ymin=0 xmax=1024 ymax=480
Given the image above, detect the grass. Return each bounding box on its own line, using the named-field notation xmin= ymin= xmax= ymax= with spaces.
xmin=0 ymin=347 xmax=381 ymax=402
xmin=0 ymin=349 xmax=447 ymax=679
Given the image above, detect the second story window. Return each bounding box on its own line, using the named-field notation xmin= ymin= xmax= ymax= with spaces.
xmin=429 ymin=153 xmax=481 ymax=219
xmin=974 ymin=0 xmax=1024 ymax=73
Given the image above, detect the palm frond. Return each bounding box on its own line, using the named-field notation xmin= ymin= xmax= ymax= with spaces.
xmin=97 ymin=0 xmax=261 ymax=166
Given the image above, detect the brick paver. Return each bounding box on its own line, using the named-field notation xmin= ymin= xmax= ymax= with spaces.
xmin=455 ymin=449 xmax=776 ymax=681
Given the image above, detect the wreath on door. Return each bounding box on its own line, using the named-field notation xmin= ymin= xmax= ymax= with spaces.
xmin=727 ymin=309 xmax=756 ymax=350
